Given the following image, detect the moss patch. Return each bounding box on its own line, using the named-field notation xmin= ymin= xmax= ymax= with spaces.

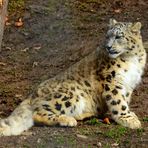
xmin=8 ymin=0 xmax=25 ymax=15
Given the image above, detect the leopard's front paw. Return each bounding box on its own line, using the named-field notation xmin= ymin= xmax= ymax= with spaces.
xmin=58 ymin=115 xmax=77 ymax=127
xmin=116 ymin=113 xmax=141 ymax=129
xmin=0 ymin=126 xmax=11 ymax=136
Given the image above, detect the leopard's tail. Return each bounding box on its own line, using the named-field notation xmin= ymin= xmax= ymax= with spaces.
xmin=0 ymin=99 xmax=34 ymax=136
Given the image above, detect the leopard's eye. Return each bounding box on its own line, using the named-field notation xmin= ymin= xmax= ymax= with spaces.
xmin=115 ymin=35 xmax=121 ymax=39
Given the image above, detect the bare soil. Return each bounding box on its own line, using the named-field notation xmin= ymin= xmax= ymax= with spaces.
xmin=0 ymin=0 xmax=148 ymax=147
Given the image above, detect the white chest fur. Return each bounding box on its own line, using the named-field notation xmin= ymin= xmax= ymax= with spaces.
xmin=119 ymin=56 xmax=143 ymax=90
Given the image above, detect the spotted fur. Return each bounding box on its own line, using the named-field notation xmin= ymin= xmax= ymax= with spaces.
xmin=0 ymin=19 xmax=146 ymax=136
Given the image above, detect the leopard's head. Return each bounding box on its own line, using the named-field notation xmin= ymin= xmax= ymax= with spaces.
xmin=105 ymin=19 xmax=142 ymax=58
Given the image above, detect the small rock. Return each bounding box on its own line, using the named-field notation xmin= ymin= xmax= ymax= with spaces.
xmin=5 ymin=47 xmax=12 ymax=50
xmin=22 ymin=136 xmax=27 ymax=140
xmin=97 ymin=142 xmax=102 ymax=147
xmin=33 ymin=62 xmax=39 ymax=67
xmin=114 ymin=9 xmax=122 ymax=13
xmin=22 ymin=32 xmax=29 ymax=36
xmin=15 ymin=94 xmax=23 ymax=98
xmin=33 ymin=44 xmax=42 ymax=50
xmin=37 ymin=138 xmax=41 ymax=143
xmin=21 ymin=48 xmax=29 ymax=52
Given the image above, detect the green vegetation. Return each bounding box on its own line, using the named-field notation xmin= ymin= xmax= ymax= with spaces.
xmin=22 ymin=144 xmax=30 ymax=148
xmin=104 ymin=126 xmax=127 ymax=139
xmin=54 ymin=135 xmax=76 ymax=146
xmin=103 ymin=143 xmax=111 ymax=148
xmin=143 ymin=117 xmax=148 ymax=122
xmin=48 ymin=0 xmax=57 ymax=12
xmin=78 ymin=128 xmax=92 ymax=135
xmin=8 ymin=0 xmax=25 ymax=14
xmin=74 ymin=0 xmax=107 ymax=12
xmin=137 ymin=128 xmax=145 ymax=136
xmin=86 ymin=118 xmax=102 ymax=125
xmin=0 ymin=83 xmax=14 ymax=97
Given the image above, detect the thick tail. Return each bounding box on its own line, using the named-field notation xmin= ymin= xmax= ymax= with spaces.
xmin=0 ymin=99 xmax=34 ymax=136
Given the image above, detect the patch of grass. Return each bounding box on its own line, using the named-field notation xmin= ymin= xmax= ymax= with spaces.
xmin=68 ymin=137 xmax=77 ymax=146
xmin=54 ymin=135 xmax=76 ymax=146
xmin=56 ymin=136 xmax=65 ymax=145
xmin=22 ymin=144 xmax=31 ymax=148
xmin=78 ymin=128 xmax=92 ymax=135
xmin=86 ymin=118 xmax=102 ymax=125
xmin=37 ymin=143 xmax=46 ymax=148
xmin=0 ymin=84 xmax=14 ymax=96
xmin=77 ymin=2 xmax=89 ymax=12
xmin=82 ymin=14 xmax=102 ymax=22
xmin=3 ymin=69 xmax=16 ymax=76
xmin=48 ymin=0 xmax=59 ymax=12
xmin=123 ymin=139 xmax=130 ymax=145
xmin=143 ymin=117 xmax=148 ymax=122
xmin=104 ymin=126 xmax=128 ymax=139
xmin=73 ymin=0 xmax=107 ymax=13
xmin=8 ymin=0 xmax=25 ymax=14
xmin=87 ymin=144 xmax=92 ymax=148
xmin=103 ymin=143 xmax=111 ymax=148
xmin=137 ymin=128 xmax=145 ymax=136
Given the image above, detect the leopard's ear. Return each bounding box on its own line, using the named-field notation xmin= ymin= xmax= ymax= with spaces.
xmin=131 ymin=22 xmax=141 ymax=34
xmin=109 ymin=19 xmax=117 ymax=27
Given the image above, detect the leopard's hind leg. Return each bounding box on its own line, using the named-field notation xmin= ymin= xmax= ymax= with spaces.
xmin=33 ymin=109 xmax=77 ymax=127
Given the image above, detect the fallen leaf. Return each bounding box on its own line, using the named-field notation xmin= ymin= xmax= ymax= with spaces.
xmin=103 ymin=117 xmax=110 ymax=124
xmin=5 ymin=16 xmax=11 ymax=26
xmin=0 ymin=0 xmax=3 ymax=6
xmin=15 ymin=18 xmax=23 ymax=27
xmin=5 ymin=16 xmax=9 ymax=22
xmin=5 ymin=22 xmax=11 ymax=26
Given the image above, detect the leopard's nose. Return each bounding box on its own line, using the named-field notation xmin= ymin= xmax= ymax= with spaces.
xmin=106 ymin=46 xmax=112 ymax=51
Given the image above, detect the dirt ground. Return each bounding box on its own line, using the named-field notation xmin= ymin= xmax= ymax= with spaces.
xmin=0 ymin=0 xmax=148 ymax=147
